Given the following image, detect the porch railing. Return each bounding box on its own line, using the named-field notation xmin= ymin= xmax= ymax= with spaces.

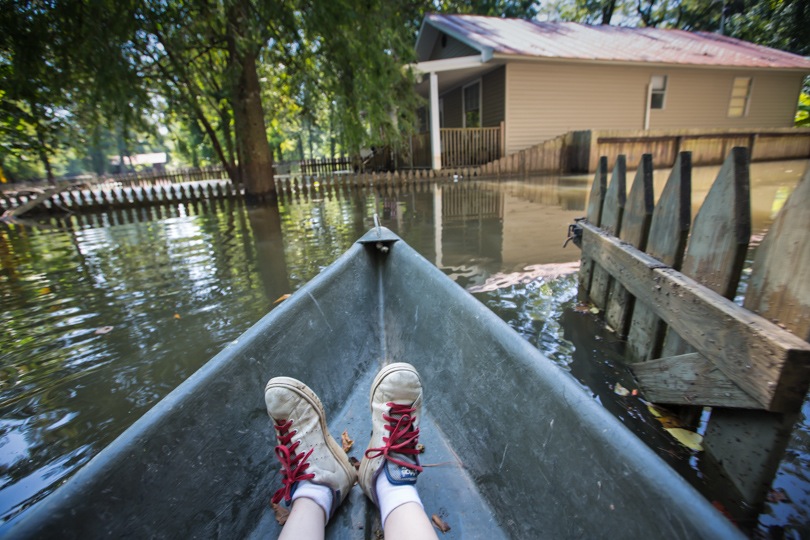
xmin=404 ymin=124 xmax=504 ymax=169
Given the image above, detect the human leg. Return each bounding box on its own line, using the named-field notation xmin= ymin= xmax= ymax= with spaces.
xmin=358 ymin=363 xmax=439 ymax=540
xmin=265 ymin=377 xmax=357 ymax=535
xmin=278 ymin=497 xmax=326 ymax=540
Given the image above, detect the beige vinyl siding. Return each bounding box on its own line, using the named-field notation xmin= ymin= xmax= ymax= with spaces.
xmin=429 ymin=33 xmax=478 ymax=60
xmin=442 ymin=87 xmax=464 ymax=127
xmin=504 ymin=61 xmax=804 ymax=155
xmin=649 ymin=70 xmax=802 ymax=128
xmin=482 ymin=66 xmax=505 ymax=127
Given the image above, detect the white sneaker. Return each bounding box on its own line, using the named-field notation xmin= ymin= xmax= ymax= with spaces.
xmin=265 ymin=377 xmax=357 ymax=518
xmin=359 ymin=363 xmax=424 ymax=506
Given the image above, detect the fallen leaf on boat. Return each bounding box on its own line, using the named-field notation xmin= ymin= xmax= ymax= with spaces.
xmin=664 ymin=428 xmax=703 ymax=451
xmin=431 ymin=514 xmax=451 ymax=533
xmin=274 ymin=294 xmax=291 ymax=304
xmin=174 ymin=313 xmax=181 ymax=319
xmin=349 ymin=456 xmax=360 ymax=470
xmin=94 ymin=326 xmax=114 ymax=335
xmin=613 ymin=383 xmax=630 ymax=397
xmin=271 ymin=502 xmax=289 ymax=525
xmin=341 ymin=430 xmax=353 ymax=453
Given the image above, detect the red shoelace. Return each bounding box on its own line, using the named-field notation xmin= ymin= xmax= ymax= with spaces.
xmin=271 ymin=419 xmax=315 ymax=504
xmin=364 ymin=402 xmax=423 ymax=472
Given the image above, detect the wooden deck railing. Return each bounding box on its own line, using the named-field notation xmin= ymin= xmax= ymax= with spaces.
xmin=403 ymin=125 xmax=504 ymax=169
xmin=441 ymin=126 xmax=502 ymax=168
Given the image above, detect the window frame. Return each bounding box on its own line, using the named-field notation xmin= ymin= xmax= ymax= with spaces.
xmin=649 ymin=75 xmax=668 ymax=111
xmin=462 ymin=79 xmax=482 ymax=128
xmin=727 ymin=76 xmax=753 ymax=118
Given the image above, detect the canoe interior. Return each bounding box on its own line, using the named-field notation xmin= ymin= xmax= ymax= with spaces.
xmin=7 ymin=228 xmax=741 ymax=539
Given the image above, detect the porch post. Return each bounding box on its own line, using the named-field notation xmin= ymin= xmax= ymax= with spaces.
xmin=430 ymin=72 xmax=441 ymax=171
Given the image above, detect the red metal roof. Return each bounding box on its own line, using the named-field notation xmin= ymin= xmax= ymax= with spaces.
xmin=425 ymin=14 xmax=810 ymax=70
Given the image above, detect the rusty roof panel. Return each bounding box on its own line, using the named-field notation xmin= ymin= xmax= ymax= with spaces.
xmin=426 ymin=14 xmax=810 ymax=70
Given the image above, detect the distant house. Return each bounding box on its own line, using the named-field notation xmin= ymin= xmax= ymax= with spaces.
xmin=412 ymin=14 xmax=810 ymax=169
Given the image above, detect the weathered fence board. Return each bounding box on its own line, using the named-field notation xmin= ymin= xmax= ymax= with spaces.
xmin=580 ymin=222 xmax=810 ymax=412
xmin=589 ymin=156 xmax=626 ymax=309
xmin=659 ymin=148 xmax=751 ymax=358
xmin=632 ymin=353 xmax=760 ymax=409
xmin=703 ymin=168 xmax=810 ymax=503
xmin=578 ymin=157 xmax=608 ymax=301
xmin=604 ymin=154 xmax=654 ymax=337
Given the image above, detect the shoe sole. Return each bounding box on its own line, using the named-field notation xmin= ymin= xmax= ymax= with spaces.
xmin=265 ymin=377 xmax=356 ymax=489
xmin=359 ymin=362 xmax=422 ymax=502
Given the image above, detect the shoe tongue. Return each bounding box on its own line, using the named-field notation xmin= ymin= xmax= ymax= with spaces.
xmin=383 ymin=456 xmax=420 ymax=485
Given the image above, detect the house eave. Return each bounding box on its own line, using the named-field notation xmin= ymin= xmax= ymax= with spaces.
xmin=490 ymin=53 xmax=810 ymax=73
xmin=416 ymin=14 xmax=495 ymax=63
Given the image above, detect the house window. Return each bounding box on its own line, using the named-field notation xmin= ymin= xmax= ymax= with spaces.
xmin=650 ymin=75 xmax=667 ymax=109
xmin=463 ymin=81 xmax=481 ymax=128
xmin=728 ymin=77 xmax=752 ymax=118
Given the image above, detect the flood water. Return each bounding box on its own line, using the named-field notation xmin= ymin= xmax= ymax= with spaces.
xmin=1 ymin=159 xmax=808 ymax=537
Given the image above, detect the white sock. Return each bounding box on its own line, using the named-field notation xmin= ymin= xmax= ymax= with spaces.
xmin=375 ymin=472 xmax=423 ymax=527
xmin=290 ymin=480 xmax=333 ymax=520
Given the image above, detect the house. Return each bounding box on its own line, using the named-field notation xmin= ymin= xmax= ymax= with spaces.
xmin=412 ymin=14 xmax=810 ymax=170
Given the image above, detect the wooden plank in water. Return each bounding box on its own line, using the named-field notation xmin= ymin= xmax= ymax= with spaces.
xmin=626 ymin=152 xmax=692 ymax=361
xmin=660 ymin=147 xmax=751 ymax=357
xmin=580 ymin=222 xmax=810 ymax=412
xmin=578 ymin=157 xmax=608 ymax=301
xmin=632 ymin=353 xmax=761 ymax=408
xmin=589 ymin=156 xmax=626 ymax=309
xmin=605 ymin=154 xmax=654 ymax=337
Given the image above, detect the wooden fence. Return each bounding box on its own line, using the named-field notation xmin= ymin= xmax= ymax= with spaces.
xmin=574 ymin=147 xmax=810 ymax=510
xmin=569 ymin=127 xmax=810 ymax=173
xmin=298 ymin=157 xmax=352 ymax=175
xmin=98 ymin=166 xmax=228 ymax=187
xmin=478 ymin=133 xmax=567 ymax=176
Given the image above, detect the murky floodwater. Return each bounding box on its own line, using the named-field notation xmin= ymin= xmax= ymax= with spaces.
xmin=0 ymin=159 xmax=808 ymax=537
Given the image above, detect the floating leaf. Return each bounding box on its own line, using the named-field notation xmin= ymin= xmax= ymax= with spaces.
xmin=94 ymin=326 xmax=114 ymax=335
xmin=589 ymin=307 xmax=599 ymax=314
xmin=613 ymin=383 xmax=630 ymax=397
xmin=646 ymin=403 xmax=684 ymax=430
xmin=274 ymin=294 xmax=291 ymax=305
xmin=574 ymin=303 xmax=592 ymax=313
xmin=341 ymin=430 xmax=353 ymax=453
xmin=271 ymin=502 xmax=289 ymax=525
xmin=174 ymin=313 xmax=181 ymax=320
xmin=431 ymin=514 xmax=451 ymax=533
xmin=664 ymin=427 xmax=703 ymax=451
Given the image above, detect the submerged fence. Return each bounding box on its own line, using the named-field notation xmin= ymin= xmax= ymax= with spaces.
xmin=573 ymin=147 xmax=810 ymax=511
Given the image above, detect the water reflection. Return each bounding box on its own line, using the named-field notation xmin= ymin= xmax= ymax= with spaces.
xmin=0 ymin=159 xmax=807 ymax=534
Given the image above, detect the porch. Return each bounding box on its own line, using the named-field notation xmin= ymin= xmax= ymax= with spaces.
xmin=404 ymin=124 xmax=504 ymax=169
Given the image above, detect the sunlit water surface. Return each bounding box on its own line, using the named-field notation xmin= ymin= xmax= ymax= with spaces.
xmin=1 ymin=160 xmax=808 ymax=537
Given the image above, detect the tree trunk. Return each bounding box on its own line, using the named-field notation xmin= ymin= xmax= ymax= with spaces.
xmin=227 ymin=7 xmax=275 ymax=200
xmin=35 ymin=124 xmax=55 ymax=186
xmin=601 ymin=0 xmax=617 ymax=24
